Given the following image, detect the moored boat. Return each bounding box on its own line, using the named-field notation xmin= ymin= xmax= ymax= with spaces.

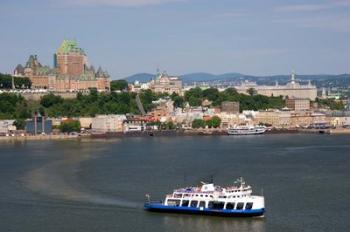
xmin=144 ymin=177 xmax=265 ymax=217
xmin=228 ymin=125 xmax=267 ymax=135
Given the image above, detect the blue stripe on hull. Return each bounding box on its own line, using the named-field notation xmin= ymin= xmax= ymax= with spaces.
xmin=144 ymin=203 xmax=265 ymax=217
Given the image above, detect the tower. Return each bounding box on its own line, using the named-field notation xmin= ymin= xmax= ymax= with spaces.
xmin=291 ymin=71 xmax=296 ymax=85
xmin=55 ymin=40 xmax=86 ymax=76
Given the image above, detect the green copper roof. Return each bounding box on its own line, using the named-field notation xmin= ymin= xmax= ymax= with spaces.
xmin=56 ymin=40 xmax=85 ymax=55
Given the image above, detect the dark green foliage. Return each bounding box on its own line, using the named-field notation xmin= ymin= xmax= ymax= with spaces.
xmin=0 ymin=93 xmax=31 ymax=120
xmin=40 ymin=93 xmax=64 ymax=108
xmin=206 ymin=116 xmax=221 ymax=128
xmin=59 ymin=120 xmax=81 ymax=133
xmin=192 ymin=119 xmax=206 ymax=128
xmin=0 ymin=73 xmax=31 ymax=89
xmin=39 ymin=90 xmax=166 ymax=117
xmin=185 ymin=87 xmax=203 ymax=106
xmin=316 ymin=98 xmax=344 ymax=110
xmin=184 ymin=87 xmax=285 ymax=110
xmin=111 ymin=80 xmax=128 ymax=91
xmin=247 ymin=88 xmax=257 ymax=96
xmin=160 ymin=121 xmax=176 ymax=130
xmin=171 ymin=93 xmax=185 ymax=108
xmin=203 ymin=88 xmax=219 ymax=102
xmin=14 ymin=119 xmax=26 ymax=130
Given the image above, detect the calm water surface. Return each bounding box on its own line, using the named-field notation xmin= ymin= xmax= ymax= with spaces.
xmin=0 ymin=134 xmax=349 ymax=232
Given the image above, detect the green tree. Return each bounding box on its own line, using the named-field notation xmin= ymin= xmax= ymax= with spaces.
xmin=247 ymin=88 xmax=257 ymax=96
xmin=316 ymin=98 xmax=344 ymax=110
xmin=40 ymin=93 xmax=63 ymax=108
xmin=111 ymin=80 xmax=128 ymax=91
xmin=59 ymin=120 xmax=81 ymax=133
xmin=185 ymin=87 xmax=203 ymax=106
xmin=0 ymin=73 xmax=31 ymax=89
xmin=203 ymin=88 xmax=219 ymax=102
xmin=171 ymin=92 xmax=185 ymax=108
xmin=207 ymin=116 xmax=221 ymax=128
xmin=14 ymin=119 xmax=26 ymax=130
xmin=192 ymin=119 xmax=206 ymax=129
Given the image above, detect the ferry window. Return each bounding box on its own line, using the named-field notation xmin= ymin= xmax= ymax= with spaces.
xmin=226 ymin=203 xmax=235 ymax=210
xmin=212 ymin=202 xmax=225 ymax=210
xmin=174 ymin=194 xmax=182 ymax=198
xmin=167 ymin=200 xmax=181 ymax=206
xmin=199 ymin=201 xmax=206 ymax=208
xmin=245 ymin=202 xmax=253 ymax=210
xmin=181 ymin=200 xmax=189 ymax=207
xmin=236 ymin=202 xmax=244 ymax=210
xmin=200 ymin=195 xmax=203 ymax=197
xmin=190 ymin=201 xmax=198 ymax=207
xmin=208 ymin=201 xmax=214 ymax=209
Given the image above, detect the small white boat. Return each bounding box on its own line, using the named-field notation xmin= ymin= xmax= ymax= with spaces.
xmin=228 ymin=125 xmax=267 ymax=135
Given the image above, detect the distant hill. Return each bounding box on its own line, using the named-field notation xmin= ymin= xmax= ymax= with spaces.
xmin=123 ymin=72 xmax=350 ymax=88
xmin=124 ymin=72 xmax=246 ymax=83
xmin=124 ymin=73 xmax=154 ymax=83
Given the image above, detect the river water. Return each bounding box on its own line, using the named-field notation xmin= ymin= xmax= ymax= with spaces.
xmin=0 ymin=134 xmax=349 ymax=232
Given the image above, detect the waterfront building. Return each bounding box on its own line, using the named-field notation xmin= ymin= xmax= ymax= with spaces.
xmin=221 ymin=101 xmax=240 ymax=114
xmin=124 ymin=115 xmax=148 ymax=132
xmin=14 ymin=40 xmax=110 ymax=92
xmin=235 ymin=73 xmax=317 ymax=100
xmin=251 ymin=110 xmax=328 ymax=128
xmin=25 ymin=115 xmax=52 ymax=135
xmin=150 ymin=71 xmax=182 ymax=95
xmin=91 ymin=115 xmax=126 ymax=133
xmin=79 ymin=117 xmax=93 ymax=129
xmin=0 ymin=120 xmax=16 ymax=135
xmin=150 ymin=98 xmax=174 ymax=121
xmin=286 ymin=97 xmax=310 ymax=111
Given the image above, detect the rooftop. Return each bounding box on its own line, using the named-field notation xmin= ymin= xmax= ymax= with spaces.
xmin=56 ymin=40 xmax=85 ymax=55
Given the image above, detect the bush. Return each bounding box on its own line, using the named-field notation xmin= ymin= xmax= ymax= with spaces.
xmin=59 ymin=120 xmax=81 ymax=133
xmin=206 ymin=116 xmax=221 ymax=128
xmin=192 ymin=119 xmax=206 ymax=129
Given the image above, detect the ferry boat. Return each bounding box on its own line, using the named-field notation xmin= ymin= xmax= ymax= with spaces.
xmin=228 ymin=125 xmax=266 ymax=135
xmin=144 ymin=177 xmax=265 ymax=217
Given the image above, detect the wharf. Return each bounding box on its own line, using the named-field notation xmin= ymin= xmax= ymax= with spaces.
xmin=0 ymin=134 xmax=84 ymax=142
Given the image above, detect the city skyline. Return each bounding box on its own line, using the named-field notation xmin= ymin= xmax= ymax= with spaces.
xmin=1 ymin=0 xmax=350 ymax=78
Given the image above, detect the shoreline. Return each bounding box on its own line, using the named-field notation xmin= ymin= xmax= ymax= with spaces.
xmin=1 ymin=128 xmax=349 ymax=142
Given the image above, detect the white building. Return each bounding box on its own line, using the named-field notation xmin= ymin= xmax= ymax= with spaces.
xmin=235 ymin=73 xmax=317 ymax=100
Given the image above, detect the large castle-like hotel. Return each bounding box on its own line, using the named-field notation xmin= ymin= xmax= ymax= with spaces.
xmin=14 ymin=40 xmax=110 ymax=92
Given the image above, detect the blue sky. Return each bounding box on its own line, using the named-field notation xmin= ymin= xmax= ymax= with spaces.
xmin=1 ymin=0 xmax=350 ymax=79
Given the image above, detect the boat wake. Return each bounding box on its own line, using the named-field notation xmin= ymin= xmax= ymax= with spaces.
xmin=22 ymin=158 xmax=140 ymax=210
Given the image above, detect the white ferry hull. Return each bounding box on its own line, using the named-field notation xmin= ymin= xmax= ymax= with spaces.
xmin=228 ymin=128 xmax=266 ymax=135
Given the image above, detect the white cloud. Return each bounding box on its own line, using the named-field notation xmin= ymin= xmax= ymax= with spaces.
xmin=275 ymin=4 xmax=331 ymax=12
xmin=274 ymin=0 xmax=350 ymax=13
xmin=274 ymin=15 xmax=350 ymax=32
xmin=214 ymin=10 xmax=248 ymax=19
xmin=62 ymin=0 xmax=186 ymax=7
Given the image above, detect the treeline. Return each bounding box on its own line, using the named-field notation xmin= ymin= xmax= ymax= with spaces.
xmin=0 ymin=93 xmax=32 ymax=129
xmin=183 ymin=87 xmax=285 ymax=111
xmin=0 ymin=73 xmax=31 ymax=89
xmin=40 ymin=89 xmax=171 ymax=117
xmin=316 ymin=98 xmax=344 ymax=110
xmin=0 ymin=90 xmax=169 ymax=122
xmin=0 ymin=87 xmax=286 ymax=121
